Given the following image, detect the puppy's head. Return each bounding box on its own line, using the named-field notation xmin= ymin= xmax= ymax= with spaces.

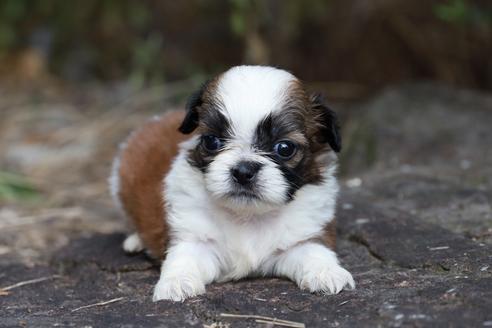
xmin=179 ymin=66 xmax=341 ymax=213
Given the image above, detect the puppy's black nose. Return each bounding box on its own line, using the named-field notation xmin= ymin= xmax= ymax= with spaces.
xmin=231 ymin=161 xmax=262 ymax=185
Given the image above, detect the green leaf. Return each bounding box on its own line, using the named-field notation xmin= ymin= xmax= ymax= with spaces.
xmin=0 ymin=171 xmax=41 ymax=202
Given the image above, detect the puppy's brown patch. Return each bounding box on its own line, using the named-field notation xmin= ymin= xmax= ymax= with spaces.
xmin=117 ymin=111 xmax=190 ymax=259
xmin=283 ymin=81 xmax=339 ymax=249
xmin=322 ymin=220 xmax=337 ymax=249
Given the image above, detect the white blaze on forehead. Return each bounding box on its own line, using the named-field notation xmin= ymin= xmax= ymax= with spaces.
xmin=216 ymin=66 xmax=296 ymax=141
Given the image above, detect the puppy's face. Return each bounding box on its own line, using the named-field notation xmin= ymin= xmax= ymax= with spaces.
xmin=179 ymin=66 xmax=341 ymax=213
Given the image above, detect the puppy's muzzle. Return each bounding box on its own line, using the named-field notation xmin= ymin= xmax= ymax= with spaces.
xmin=230 ymin=161 xmax=263 ymax=186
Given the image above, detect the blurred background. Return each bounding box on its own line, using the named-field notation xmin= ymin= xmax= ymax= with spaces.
xmin=1 ymin=0 xmax=491 ymax=91
xmin=1 ymin=0 xmax=491 ymax=262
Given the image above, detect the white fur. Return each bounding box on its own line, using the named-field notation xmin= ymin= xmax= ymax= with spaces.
xmin=217 ymin=66 xmax=295 ymax=142
xmin=268 ymin=243 xmax=355 ymax=294
xmin=123 ymin=233 xmax=144 ymax=253
xmin=113 ymin=66 xmax=354 ymax=301
xmin=205 ymin=143 xmax=290 ymax=213
xmin=153 ymin=241 xmax=221 ymax=301
xmin=201 ymin=66 xmax=298 ymax=213
xmin=108 ymin=156 xmax=122 ymax=211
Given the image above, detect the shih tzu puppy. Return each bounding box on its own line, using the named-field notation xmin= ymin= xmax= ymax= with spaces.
xmin=110 ymin=66 xmax=354 ymax=301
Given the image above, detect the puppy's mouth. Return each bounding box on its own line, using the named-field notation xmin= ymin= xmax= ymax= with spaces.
xmin=226 ymin=189 xmax=261 ymax=200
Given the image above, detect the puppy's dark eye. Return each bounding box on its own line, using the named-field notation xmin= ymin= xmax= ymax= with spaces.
xmin=202 ymin=135 xmax=223 ymax=152
xmin=274 ymin=140 xmax=297 ymax=160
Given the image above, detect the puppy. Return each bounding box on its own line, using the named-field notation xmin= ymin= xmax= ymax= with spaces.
xmin=110 ymin=66 xmax=355 ymax=301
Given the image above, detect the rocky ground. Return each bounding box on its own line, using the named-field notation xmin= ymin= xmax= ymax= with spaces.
xmin=0 ymin=83 xmax=491 ymax=327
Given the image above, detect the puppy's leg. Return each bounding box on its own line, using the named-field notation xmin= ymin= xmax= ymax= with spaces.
xmin=153 ymin=241 xmax=221 ymax=302
xmin=271 ymin=242 xmax=354 ymax=294
xmin=122 ymin=233 xmax=144 ymax=253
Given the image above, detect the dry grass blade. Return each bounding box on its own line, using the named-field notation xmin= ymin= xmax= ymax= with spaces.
xmin=71 ymin=297 xmax=126 ymax=313
xmin=219 ymin=313 xmax=305 ymax=328
xmin=255 ymin=319 xmax=305 ymax=328
xmin=1 ymin=275 xmax=61 ymax=292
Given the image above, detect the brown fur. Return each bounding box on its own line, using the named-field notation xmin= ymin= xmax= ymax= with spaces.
xmin=117 ymin=111 xmax=190 ymax=259
xmin=286 ymin=80 xmax=338 ymax=249
xmin=322 ymin=220 xmax=337 ymax=250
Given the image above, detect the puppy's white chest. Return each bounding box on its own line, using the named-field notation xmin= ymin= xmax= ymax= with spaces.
xmin=214 ymin=217 xmax=280 ymax=277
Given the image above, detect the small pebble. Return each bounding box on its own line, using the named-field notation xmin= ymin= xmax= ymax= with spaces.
xmin=342 ymin=203 xmax=353 ymax=210
xmin=346 ymin=178 xmax=362 ymax=188
xmin=400 ymin=164 xmax=413 ymax=173
xmin=409 ymin=314 xmax=428 ymax=320
xmin=460 ymin=159 xmax=471 ymax=170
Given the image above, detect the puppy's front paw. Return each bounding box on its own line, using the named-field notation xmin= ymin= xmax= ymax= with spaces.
xmin=299 ymin=264 xmax=355 ymax=295
xmin=152 ymin=275 xmax=206 ymax=302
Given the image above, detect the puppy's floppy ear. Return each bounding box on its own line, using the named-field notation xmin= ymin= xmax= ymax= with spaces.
xmin=310 ymin=93 xmax=342 ymax=153
xmin=178 ymin=81 xmax=210 ymax=134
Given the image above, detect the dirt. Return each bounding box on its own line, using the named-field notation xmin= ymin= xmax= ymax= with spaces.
xmin=0 ymin=82 xmax=491 ymax=327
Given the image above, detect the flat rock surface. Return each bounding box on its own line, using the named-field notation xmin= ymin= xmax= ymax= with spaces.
xmin=1 ymin=83 xmax=491 ymax=327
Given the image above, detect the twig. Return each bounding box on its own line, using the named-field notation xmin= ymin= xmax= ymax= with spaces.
xmin=220 ymin=313 xmax=305 ymax=328
xmin=428 ymin=246 xmax=450 ymax=251
xmin=1 ymin=275 xmax=61 ymax=291
xmin=255 ymin=319 xmax=305 ymax=328
xmin=71 ymin=297 xmax=126 ymax=313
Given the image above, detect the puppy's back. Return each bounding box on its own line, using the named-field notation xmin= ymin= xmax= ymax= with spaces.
xmin=113 ymin=111 xmax=189 ymax=259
